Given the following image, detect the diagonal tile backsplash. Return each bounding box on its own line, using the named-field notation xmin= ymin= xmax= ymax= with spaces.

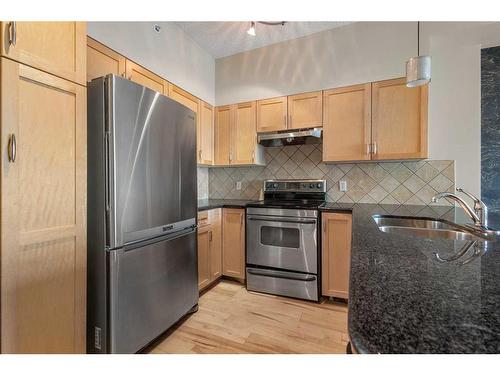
xmin=208 ymin=144 xmax=455 ymax=205
xmin=197 ymin=167 xmax=209 ymax=199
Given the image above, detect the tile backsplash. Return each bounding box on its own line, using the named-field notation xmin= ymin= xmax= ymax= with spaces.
xmin=208 ymin=144 xmax=455 ymax=205
xmin=197 ymin=167 xmax=209 ymax=199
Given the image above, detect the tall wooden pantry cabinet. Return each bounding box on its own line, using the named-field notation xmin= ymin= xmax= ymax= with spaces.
xmin=0 ymin=21 xmax=87 ymax=353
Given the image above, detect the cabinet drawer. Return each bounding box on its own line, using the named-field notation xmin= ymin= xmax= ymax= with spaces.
xmin=198 ymin=211 xmax=209 ymax=227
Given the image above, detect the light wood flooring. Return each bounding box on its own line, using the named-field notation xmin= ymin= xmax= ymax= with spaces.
xmin=149 ymin=280 xmax=349 ymax=354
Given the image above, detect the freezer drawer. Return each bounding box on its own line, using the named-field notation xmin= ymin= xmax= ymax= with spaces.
xmin=108 ymin=229 xmax=198 ymax=353
xmin=246 ymin=267 xmax=319 ymax=301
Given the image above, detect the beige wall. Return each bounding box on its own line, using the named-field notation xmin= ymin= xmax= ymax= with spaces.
xmin=215 ymin=22 xmax=416 ymax=105
xmin=215 ymin=21 xmax=500 ymax=198
xmin=88 ymin=22 xmax=215 ymax=104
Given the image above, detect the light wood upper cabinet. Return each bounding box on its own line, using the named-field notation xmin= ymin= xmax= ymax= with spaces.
xmin=288 ymin=91 xmax=322 ymax=130
xmin=233 ymin=101 xmax=257 ymax=164
xmin=323 ymin=84 xmax=372 ymax=162
xmin=222 ymin=208 xmax=246 ymax=280
xmin=125 ymin=60 xmax=169 ymax=95
xmin=1 ymin=22 xmax=86 ymax=86
xmin=214 ymin=105 xmax=232 ymax=165
xmin=198 ymin=101 xmax=214 ymax=165
xmin=322 ymin=212 xmax=352 ymax=300
xmin=169 ymin=84 xmax=199 ymax=113
xmin=257 ymin=96 xmax=287 ymax=132
xmin=214 ymin=103 xmax=264 ymax=166
xmin=372 ymin=77 xmax=428 ymax=160
xmin=86 ymin=37 xmax=125 ymax=82
xmin=1 ymin=58 xmax=86 ymax=353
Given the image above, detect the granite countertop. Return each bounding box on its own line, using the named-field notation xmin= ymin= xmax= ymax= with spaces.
xmin=319 ymin=203 xmax=500 ymax=354
xmin=197 ymin=199 xmax=259 ymax=211
xmin=197 ymin=199 xmax=500 ymax=352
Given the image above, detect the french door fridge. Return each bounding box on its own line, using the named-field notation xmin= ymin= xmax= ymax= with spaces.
xmin=87 ymin=75 xmax=198 ymax=353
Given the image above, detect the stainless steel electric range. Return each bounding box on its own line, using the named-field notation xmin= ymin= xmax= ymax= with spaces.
xmin=246 ymin=179 xmax=326 ymax=301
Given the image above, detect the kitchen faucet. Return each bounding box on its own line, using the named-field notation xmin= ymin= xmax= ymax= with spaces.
xmin=432 ymin=188 xmax=490 ymax=231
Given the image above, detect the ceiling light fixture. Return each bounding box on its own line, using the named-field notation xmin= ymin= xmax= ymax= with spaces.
xmin=247 ymin=21 xmax=256 ymax=36
xmin=406 ymin=21 xmax=431 ymax=88
xmin=247 ymin=21 xmax=286 ymax=37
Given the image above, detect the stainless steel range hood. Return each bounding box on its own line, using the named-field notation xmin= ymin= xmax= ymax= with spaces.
xmin=257 ymin=128 xmax=322 ymax=147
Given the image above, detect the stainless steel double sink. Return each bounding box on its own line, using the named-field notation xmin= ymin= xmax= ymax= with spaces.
xmin=372 ymin=215 xmax=488 ymax=242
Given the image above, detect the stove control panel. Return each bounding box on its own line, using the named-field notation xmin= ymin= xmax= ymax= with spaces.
xmin=264 ymin=179 xmax=326 ymax=193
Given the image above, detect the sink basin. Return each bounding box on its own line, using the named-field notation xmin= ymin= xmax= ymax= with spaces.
xmin=372 ymin=215 xmax=485 ymax=241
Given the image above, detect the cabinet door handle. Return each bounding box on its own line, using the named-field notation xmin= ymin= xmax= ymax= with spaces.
xmin=283 ymin=115 xmax=286 ymax=126
xmin=198 ymin=149 xmax=202 ymax=161
xmin=8 ymin=22 xmax=17 ymax=46
xmin=372 ymin=142 xmax=378 ymax=155
xmin=209 ymin=230 xmax=212 ymax=242
xmin=7 ymin=134 xmax=16 ymax=162
xmin=366 ymin=143 xmax=371 ymax=155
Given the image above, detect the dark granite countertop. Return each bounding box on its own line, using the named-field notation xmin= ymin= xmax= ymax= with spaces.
xmin=197 ymin=199 xmax=259 ymax=211
xmin=319 ymin=203 xmax=500 ymax=353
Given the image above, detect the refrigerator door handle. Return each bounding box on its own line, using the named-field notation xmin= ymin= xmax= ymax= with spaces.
xmin=105 ymin=131 xmax=111 ymax=212
xmin=121 ymin=226 xmax=197 ymax=253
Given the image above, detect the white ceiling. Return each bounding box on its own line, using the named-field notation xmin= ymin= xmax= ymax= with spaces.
xmin=176 ymin=22 xmax=352 ymax=59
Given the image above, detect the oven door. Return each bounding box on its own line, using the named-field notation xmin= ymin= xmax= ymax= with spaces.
xmin=246 ymin=214 xmax=318 ymax=273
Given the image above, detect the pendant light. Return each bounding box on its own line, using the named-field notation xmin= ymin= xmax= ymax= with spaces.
xmin=406 ymin=21 xmax=431 ymax=87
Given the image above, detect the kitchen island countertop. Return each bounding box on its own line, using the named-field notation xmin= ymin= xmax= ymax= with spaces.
xmin=320 ymin=202 xmax=500 ymax=353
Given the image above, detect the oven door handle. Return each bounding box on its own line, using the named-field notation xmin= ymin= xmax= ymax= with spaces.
xmin=247 ymin=268 xmax=317 ymax=282
xmin=247 ymin=217 xmax=317 ymax=225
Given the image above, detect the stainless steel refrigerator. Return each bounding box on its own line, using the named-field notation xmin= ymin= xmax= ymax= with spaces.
xmin=87 ymin=75 xmax=198 ymax=354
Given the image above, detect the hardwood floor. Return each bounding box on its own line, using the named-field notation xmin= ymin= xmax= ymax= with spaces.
xmin=149 ymin=280 xmax=349 ymax=354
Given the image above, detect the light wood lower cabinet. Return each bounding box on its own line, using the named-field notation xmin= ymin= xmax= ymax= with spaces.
xmin=209 ymin=209 xmax=222 ymax=279
xmin=197 ymin=225 xmax=212 ymax=290
xmin=222 ymin=208 xmax=246 ymax=280
xmin=197 ymin=209 xmax=222 ymax=291
xmin=125 ymin=59 xmax=169 ymax=95
xmin=87 ymin=37 xmax=126 ymax=81
xmin=1 ymin=22 xmax=86 ymax=85
xmin=322 ymin=212 xmax=352 ymax=299
xmin=1 ymin=57 xmax=87 ymax=353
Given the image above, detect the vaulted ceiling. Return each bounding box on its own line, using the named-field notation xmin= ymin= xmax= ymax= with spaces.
xmin=176 ymin=21 xmax=352 ymax=59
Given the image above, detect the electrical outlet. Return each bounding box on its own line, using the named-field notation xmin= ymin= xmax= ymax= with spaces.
xmin=236 ymin=181 xmax=242 ymax=190
xmin=339 ymin=180 xmax=348 ymax=192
